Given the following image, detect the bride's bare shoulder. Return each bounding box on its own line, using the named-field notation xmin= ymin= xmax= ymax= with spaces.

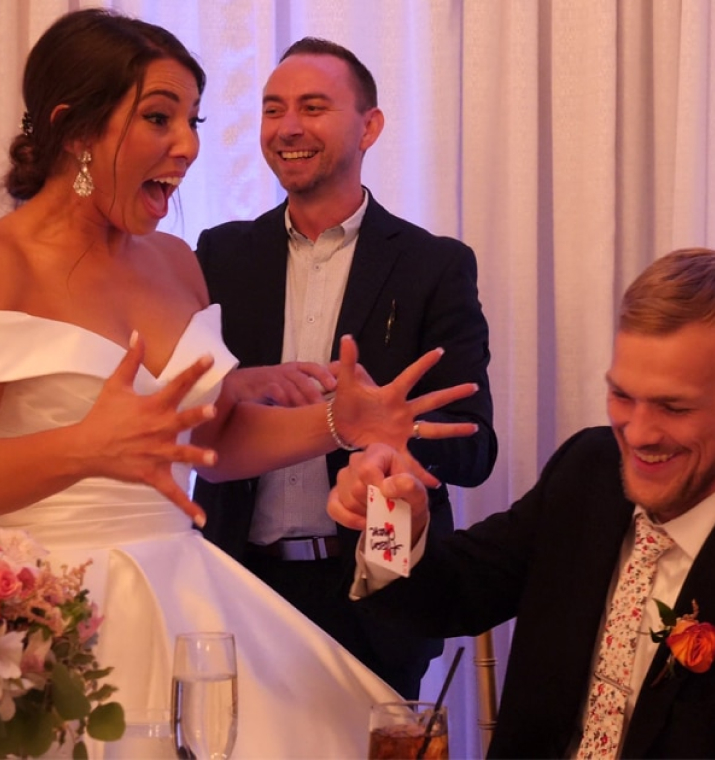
xmin=147 ymin=230 xmax=207 ymax=300
xmin=0 ymin=212 xmax=30 ymax=311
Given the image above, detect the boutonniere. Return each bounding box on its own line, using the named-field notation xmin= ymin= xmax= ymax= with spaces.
xmin=650 ymin=598 xmax=715 ymax=686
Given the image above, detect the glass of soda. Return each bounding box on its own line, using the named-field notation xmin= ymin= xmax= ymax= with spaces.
xmin=368 ymin=701 xmax=448 ymax=759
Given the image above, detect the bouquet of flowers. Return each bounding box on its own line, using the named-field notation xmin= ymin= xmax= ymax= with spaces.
xmin=0 ymin=528 xmax=124 ymax=758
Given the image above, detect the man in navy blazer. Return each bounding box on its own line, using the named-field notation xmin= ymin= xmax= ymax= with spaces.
xmin=193 ymin=37 xmax=496 ymax=698
xmin=330 ymin=248 xmax=715 ymax=757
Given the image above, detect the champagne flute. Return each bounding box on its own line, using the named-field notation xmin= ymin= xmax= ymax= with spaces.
xmin=171 ymin=632 xmax=238 ymax=759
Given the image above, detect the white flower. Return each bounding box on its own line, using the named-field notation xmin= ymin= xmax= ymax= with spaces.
xmin=0 ymin=528 xmax=46 ymax=572
xmin=0 ymin=622 xmax=26 ymax=680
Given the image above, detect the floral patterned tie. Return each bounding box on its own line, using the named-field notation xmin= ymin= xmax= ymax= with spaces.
xmin=576 ymin=512 xmax=674 ymax=758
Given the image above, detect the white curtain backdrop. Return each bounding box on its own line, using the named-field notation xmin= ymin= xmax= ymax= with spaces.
xmin=3 ymin=1 xmax=715 ymax=756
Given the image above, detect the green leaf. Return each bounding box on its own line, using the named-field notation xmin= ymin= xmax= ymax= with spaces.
xmin=84 ymin=666 xmax=113 ymax=681
xmin=654 ymin=598 xmax=678 ymax=628
xmin=650 ymin=628 xmax=669 ymax=644
xmin=88 ymin=683 xmax=117 ymax=702
xmin=0 ymin=704 xmax=55 ymax=757
xmin=87 ymin=702 xmax=126 ymax=741
xmin=52 ymin=661 xmax=91 ymax=720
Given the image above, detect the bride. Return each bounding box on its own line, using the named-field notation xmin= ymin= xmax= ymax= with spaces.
xmin=0 ymin=8 xmax=476 ymax=759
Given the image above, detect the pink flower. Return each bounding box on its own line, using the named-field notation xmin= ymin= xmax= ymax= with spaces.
xmin=16 ymin=567 xmax=35 ymax=598
xmin=0 ymin=562 xmax=22 ymax=601
xmin=77 ymin=603 xmax=104 ymax=644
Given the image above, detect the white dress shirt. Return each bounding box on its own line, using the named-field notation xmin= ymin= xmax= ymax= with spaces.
xmin=249 ymin=193 xmax=368 ymax=544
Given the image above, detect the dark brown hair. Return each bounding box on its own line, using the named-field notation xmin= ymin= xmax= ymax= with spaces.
xmin=5 ymin=8 xmax=205 ymax=201
xmin=280 ymin=37 xmax=378 ymax=112
xmin=619 ymin=248 xmax=715 ymax=333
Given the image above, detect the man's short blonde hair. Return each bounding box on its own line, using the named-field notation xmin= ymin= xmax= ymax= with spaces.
xmin=619 ymin=248 xmax=715 ymax=333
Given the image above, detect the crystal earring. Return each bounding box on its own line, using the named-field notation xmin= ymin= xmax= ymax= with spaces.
xmin=73 ymin=150 xmax=94 ymax=197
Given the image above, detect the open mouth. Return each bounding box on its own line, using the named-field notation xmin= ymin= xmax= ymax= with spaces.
xmin=142 ymin=176 xmax=182 ymax=218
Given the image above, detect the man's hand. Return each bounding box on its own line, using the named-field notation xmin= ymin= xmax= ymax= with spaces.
xmin=223 ymin=362 xmax=338 ymax=406
xmin=328 ymin=443 xmax=429 ymax=547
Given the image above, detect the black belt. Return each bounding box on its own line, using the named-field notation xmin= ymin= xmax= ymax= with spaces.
xmin=246 ymin=536 xmax=340 ymax=561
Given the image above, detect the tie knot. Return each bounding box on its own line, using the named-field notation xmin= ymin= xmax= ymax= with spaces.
xmin=634 ymin=511 xmax=673 ymax=561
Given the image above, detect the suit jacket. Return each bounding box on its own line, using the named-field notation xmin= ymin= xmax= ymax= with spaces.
xmin=358 ymin=426 xmax=715 ymax=758
xmin=194 ymin=193 xmax=496 ymax=566
xmin=192 ymin=193 xmax=496 ymax=677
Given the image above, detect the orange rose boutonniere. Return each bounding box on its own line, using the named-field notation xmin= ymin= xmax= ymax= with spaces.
xmin=650 ymin=599 xmax=715 ymax=685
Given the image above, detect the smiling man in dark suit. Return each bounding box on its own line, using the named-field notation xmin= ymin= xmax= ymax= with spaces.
xmin=193 ymin=37 xmax=497 ymax=698
xmin=329 ymin=247 xmax=715 ymax=757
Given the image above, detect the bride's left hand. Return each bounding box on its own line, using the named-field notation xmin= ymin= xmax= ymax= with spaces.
xmin=330 ymin=335 xmax=478 ymax=487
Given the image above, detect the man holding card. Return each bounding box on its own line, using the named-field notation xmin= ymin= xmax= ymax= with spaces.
xmin=192 ymin=37 xmax=496 ymax=698
xmin=329 ymin=247 xmax=715 ymax=757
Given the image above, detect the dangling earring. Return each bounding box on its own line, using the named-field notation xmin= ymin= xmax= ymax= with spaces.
xmin=73 ymin=150 xmax=94 ymax=197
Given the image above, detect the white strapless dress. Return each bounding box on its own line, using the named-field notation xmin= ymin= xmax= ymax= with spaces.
xmin=0 ymin=306 xmax=397 ymax=759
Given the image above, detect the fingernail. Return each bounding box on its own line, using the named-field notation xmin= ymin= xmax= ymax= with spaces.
xmin=203 ymin=450 xmax=217 ymax=466
xmin=193 ymin=512 xmax=206 ymax=529
xmin=199 ymin=354 xmax=214 ymax=368
xmin=129 ymin=330 xmax=139 ymax=348
xmin=203 ymin=405 xmax=216 ymax=420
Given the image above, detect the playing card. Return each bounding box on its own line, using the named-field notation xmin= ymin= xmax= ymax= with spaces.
xmin=365 ymin=484 xmax=412 ymax=577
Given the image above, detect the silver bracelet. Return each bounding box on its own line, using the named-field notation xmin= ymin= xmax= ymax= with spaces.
xmin=326 ymin=398 xmax=361 ymax=451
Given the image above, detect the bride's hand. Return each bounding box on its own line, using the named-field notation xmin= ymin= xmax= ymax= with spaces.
xmin=330 ymin=335 xmax=478 ymax=487
xmin=79 ymin=333 xmax=216 ymax=526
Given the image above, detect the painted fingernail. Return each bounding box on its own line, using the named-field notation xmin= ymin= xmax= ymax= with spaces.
xmin=129 ymin=330 xmax=139 ymax=348
xmin=193 ymin=512 xmax=207 ymax=529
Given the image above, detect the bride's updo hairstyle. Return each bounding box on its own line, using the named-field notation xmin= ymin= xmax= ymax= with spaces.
xmin=5 ymin=8 xmax=206 ymax=201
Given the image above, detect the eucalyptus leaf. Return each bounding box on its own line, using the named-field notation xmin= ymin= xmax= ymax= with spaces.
xmin=0 ymin=705 xmax=55 ymax=757
xmin=87 ymin=701 xmax=126 ymax=741
xmin=52 ymin=662 xmax=91 ymax=720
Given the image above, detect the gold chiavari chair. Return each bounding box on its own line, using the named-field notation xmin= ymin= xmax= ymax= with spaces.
xmin=474 ymin=630 xmax=499 ymax=757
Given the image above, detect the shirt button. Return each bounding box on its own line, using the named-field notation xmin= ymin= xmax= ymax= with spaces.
xmin=288 ymin=475 xmax=298 ymax=485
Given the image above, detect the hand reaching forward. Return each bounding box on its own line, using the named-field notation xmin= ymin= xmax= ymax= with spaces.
xmin=328 ymin=443 xmax=429 ymax=547
xmin=78 ymin=334 xmax=217 ymax=526
xmin=330 ymin=335 xmax=478 ymax=487
xmin=223 ymin=361 xmax=337 ymax=406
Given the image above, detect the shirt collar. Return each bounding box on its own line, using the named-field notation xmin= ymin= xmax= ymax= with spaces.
xmin=637 ymin=491 xmax=715 ymax=561
xmin=283 ymin=188 xmax=368 ymax=248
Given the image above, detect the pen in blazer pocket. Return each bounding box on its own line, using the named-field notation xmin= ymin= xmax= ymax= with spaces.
xmin=384 ymin=298 xmax=396 ymax=345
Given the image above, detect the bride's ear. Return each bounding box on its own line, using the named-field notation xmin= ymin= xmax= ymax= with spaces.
xmin=51 ymin=105 xmax=90 ymax=160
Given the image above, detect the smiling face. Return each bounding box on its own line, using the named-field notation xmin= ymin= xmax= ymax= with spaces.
xmin=260 ymin=53 xmax=382 ymax=201
xmin=607 ymin=322 xmax=715 ymax=521
xmin=85 ymin=57 xmax=202 ymax=236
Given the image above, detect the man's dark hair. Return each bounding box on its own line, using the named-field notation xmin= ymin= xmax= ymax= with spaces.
xmin=280 ymin=37 xmax=378 ymax=112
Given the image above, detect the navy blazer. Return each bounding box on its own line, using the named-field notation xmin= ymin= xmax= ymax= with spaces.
xmin=358 ymin=427 xmax=715 ymax=758
xmin=193 ymin=193 xmax=497 ymax=573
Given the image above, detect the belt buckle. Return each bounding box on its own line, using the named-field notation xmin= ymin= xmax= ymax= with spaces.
xmin=278 ymin=537 xmax=328 ymax=561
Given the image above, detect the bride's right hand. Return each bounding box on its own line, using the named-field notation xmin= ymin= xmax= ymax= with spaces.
xmin=79 ymin=334 xmax=216 ymax=526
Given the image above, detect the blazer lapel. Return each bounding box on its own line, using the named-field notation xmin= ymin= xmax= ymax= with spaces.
xmin=331 ymin=195 xmax=402 ymax=358
xmin=622 ymin=524 xmax=715 ymax=757
xmin=242 ymin=205 xmax=290 ymax=366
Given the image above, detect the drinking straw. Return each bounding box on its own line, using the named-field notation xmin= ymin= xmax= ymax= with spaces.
xmin=416 ymin=645 xmax=465 ymax=759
